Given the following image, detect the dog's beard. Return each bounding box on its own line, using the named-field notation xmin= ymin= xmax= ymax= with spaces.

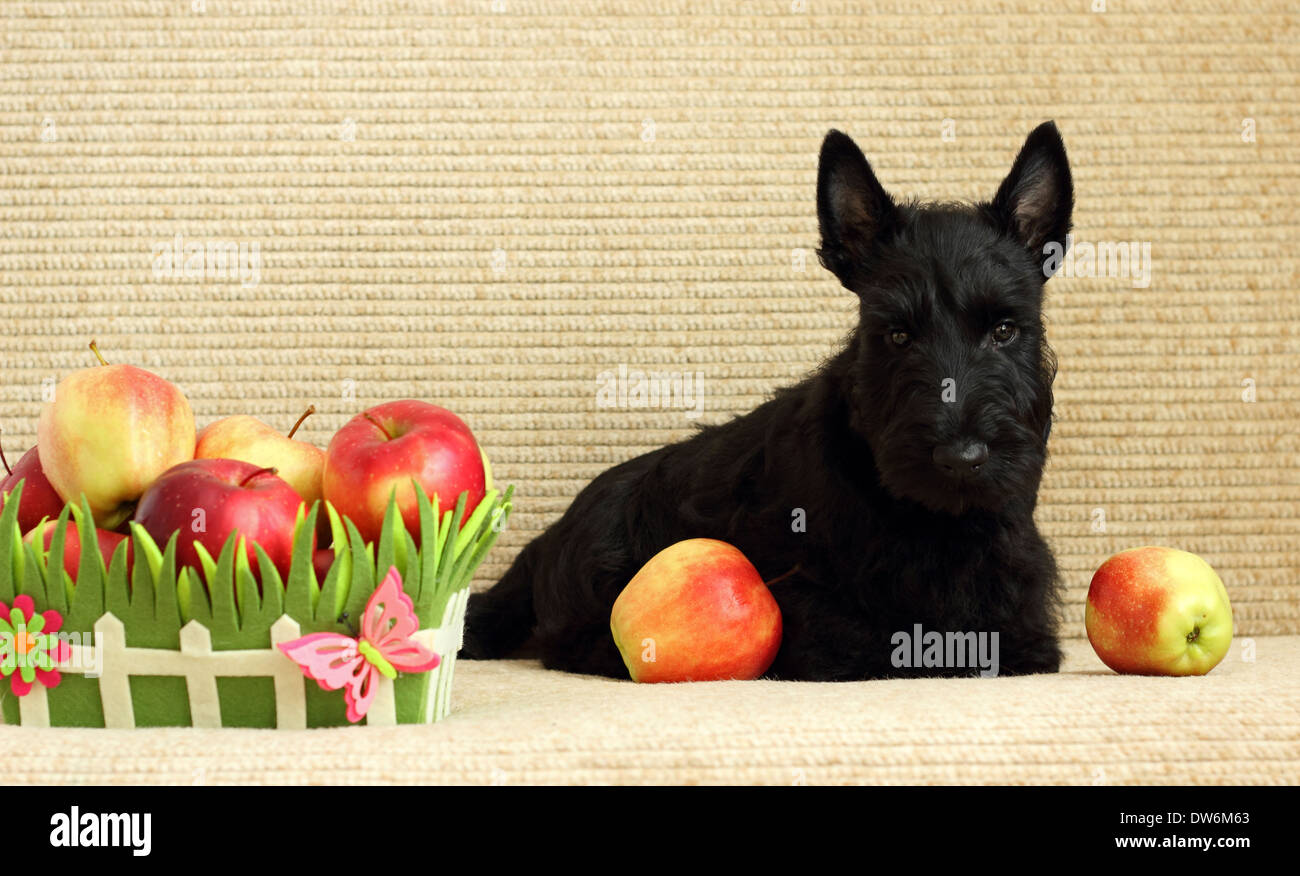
xmin=869 ymin=428 xmax=1045 ymax=517
xmin=875 ymin=455 xmax=1002 ymax=515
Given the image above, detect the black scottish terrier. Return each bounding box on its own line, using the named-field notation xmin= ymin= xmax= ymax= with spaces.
xmin=462 ymin=122 xmax=1072 ymax=681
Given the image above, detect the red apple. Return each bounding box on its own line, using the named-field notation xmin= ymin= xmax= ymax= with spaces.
xmin=25 ymin=523 xmax=131 ymax=580
xmin=0 ymin=441 xmax=66 ymax=534
xmin=1085 ymin=546 xmax=1233 ymax=676
xmin=313 ymin=548 xmax=335 ymax=582
xmin=610 ymin=538 xmax=783 ymax=683
xmin=133 ymin=459 xmax=305 ymax=582
xmin=322 ymin=400 xmax=486 ymax=545
xmin=38 ymin=341 xmax=196 ymax=529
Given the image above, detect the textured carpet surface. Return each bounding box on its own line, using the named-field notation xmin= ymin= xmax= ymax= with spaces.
xmin=0 ymin=2 xmax=1297 ymax=783
xmin=2 ymin=637 xmax=1296 ymax=785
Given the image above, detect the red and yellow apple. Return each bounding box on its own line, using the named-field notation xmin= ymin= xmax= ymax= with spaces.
xmin=133 ymin=459 xmax=305 ymax=581
xmin=1085 ymin=546 xmax=1233 ymax=676
xmin=610 ymin=538 xmax=783 ymax=682
xmin=322 ymin=400 xmax=486 ymax=545
xmin=195 ymin=406 xmax=325 ymax=507
xmin=37 ymin=342 xmax=196 ymax=529
xmin=0 ymin=443 xmax=67 ymax=534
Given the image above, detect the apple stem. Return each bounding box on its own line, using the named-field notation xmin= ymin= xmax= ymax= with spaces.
xmin=287 ymin=405 xmax=317 ymax=440
xmin=88 ymin=339 xmax=109 ymax=366
xmin=764 ymin=563 xmax=802 ymax=589
xmin=363 ymin=412 xmax=393 ymax=441
xmin=0 ymin=429 xmax=10 ymax=477
xmin=239 ymin=466 xmax=279 ymax=488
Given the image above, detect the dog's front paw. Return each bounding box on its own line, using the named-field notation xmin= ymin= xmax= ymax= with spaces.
xmin=995 ymin=637 xmax=1062 ymax=676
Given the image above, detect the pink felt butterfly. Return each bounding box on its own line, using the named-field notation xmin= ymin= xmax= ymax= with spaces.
xmin=278 ymin=567 xmax=441 ymax=723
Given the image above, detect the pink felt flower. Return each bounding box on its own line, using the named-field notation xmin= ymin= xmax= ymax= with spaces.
xmin=0 ymin=594 xmax=73 ymax=696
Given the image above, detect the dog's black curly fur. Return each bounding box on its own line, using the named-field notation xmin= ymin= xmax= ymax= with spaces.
xmin=462 ymin=122 xmax=1073 ymax=680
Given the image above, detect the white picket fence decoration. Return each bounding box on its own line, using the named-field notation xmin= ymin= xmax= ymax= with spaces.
xmin=0 ymin=587 xmax=470 ymax=729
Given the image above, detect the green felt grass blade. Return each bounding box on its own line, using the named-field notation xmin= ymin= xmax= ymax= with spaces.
xmin=70 ymin=499 xmax=107 ymax=601
xmin=424 ymin=492 xmax=511 ymax=624
xmin=314 ymin=499 xmax=353 ymax=623
xmin=313 ymin=551 xmax=340 ymax=622
xmin=454 ymin=488 xmax=499 ymax=558
xmin=448 ymin=494 xmax=494 ymax=585
xmin=434 ymin=492 xmax=455 ymax=555
xmin=249 ymin=544 xmax=285 ymax=628
xmin=177 ymin=565 xmax=212 ymax=629
xmin=231 ymin=545 xmax=277 ymax=647
xmin=132 ymin=540 xmax=157 ymax=615
xmin=198 ymin=536 xmax=240 ymax=638
xmin=402 ymin=529 xmax=420 ymax=595
xmin=450 ymin=496 xmax=510 ymax=594
xmin=129 ymin=522 xmax=165 ymax=586
xmin=0 ymin=480 xmax=21 ymax=603
xmin=432 ymin=492 xmax=469 ymax=599
xmin=66 ymin=502 xmax=112 ymax=633
xmin=44 ymin=513 xmax=72 ymax=614
xmin=442 ymin=491 xmax=469 ymax=563
xmin=374 ymin=489 xmax=402 ymax=584
xmin=340 ymin=516 xmax=374 ymax=624
xmin=233 ymin=541 xmax=260 ymax=631
xmin=314 ymin=542 xmax=349 ymax=628
xmin=20 ymin=540 xmax=49 ymax=605
xmin=193 ymin=538 xmax=219 ymax=590
xmin=324 ymin=500 xmax=347 ymax=552
xmin=191 ymin=540 xmax=217 ymax=589
xmin=117 ymin=525 xmax=147 ymax=619
xmin=100 ymin=536 xmax=131 ymax=622
xmin=21 ymin=517 xmax=51 ymax=587
xmin=463 ymin=495 xmax=512 ymax=584
xmin=415 ymin=486 xmax=439 ymax=604
xmin=254 ymin=543 xmax=284 ymax=594
xmin=137 ymin=535 xmax=181 ymax=648
xmin=45 ymin=503 xmax=74 ymax=604
xmin=121 ymin=525 xmax=168 ymax=639
xmin=153 ymin=571 xmax=182 ymax=641
xmin=398 ymin=527 xmax=424 ymax=619
xmin=284 ymin=502 xmax=321 ymax=620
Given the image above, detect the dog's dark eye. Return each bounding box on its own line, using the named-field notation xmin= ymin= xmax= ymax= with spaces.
xmin=888 ymin=330 xmax=911 ymax=348
xmin=991 ymin=321 xmax=1018 ymax=345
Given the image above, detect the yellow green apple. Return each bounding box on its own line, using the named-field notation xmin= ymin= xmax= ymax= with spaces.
xmin=37 ymin=342 xmax=195 ymax=529
xmin=1085 ymin=546 xmax=1233 ymax=676
xmin=195 ymin=405 xmax=325 ymax=507
xmin=610 ymin=538 xmax=783 ymax=683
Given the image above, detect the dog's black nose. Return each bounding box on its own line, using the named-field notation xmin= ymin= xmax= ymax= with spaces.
xmin=933 ymin=441 xmax=989 ymax=478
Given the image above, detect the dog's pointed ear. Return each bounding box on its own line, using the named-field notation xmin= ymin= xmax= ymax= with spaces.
xmin=991 ymin=121 xmax=1074 ymax=265
xmin=817 ymin=130 xmax=896 ymax=286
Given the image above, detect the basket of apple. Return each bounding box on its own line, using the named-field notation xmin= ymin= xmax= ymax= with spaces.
xmin=0 ymin=342 xmax=512 ymax=729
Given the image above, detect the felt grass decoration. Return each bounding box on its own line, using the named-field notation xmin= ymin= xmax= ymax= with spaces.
xmin=0 ymin=479 xmax=512 ymax=727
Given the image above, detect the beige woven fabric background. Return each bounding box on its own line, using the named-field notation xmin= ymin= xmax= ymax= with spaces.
xmin=1 ymin=0 xmax=1297 ymax=640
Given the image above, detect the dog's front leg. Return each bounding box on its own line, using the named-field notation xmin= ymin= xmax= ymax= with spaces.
xmin=762 ymin=574 xmax=894 ymax=681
